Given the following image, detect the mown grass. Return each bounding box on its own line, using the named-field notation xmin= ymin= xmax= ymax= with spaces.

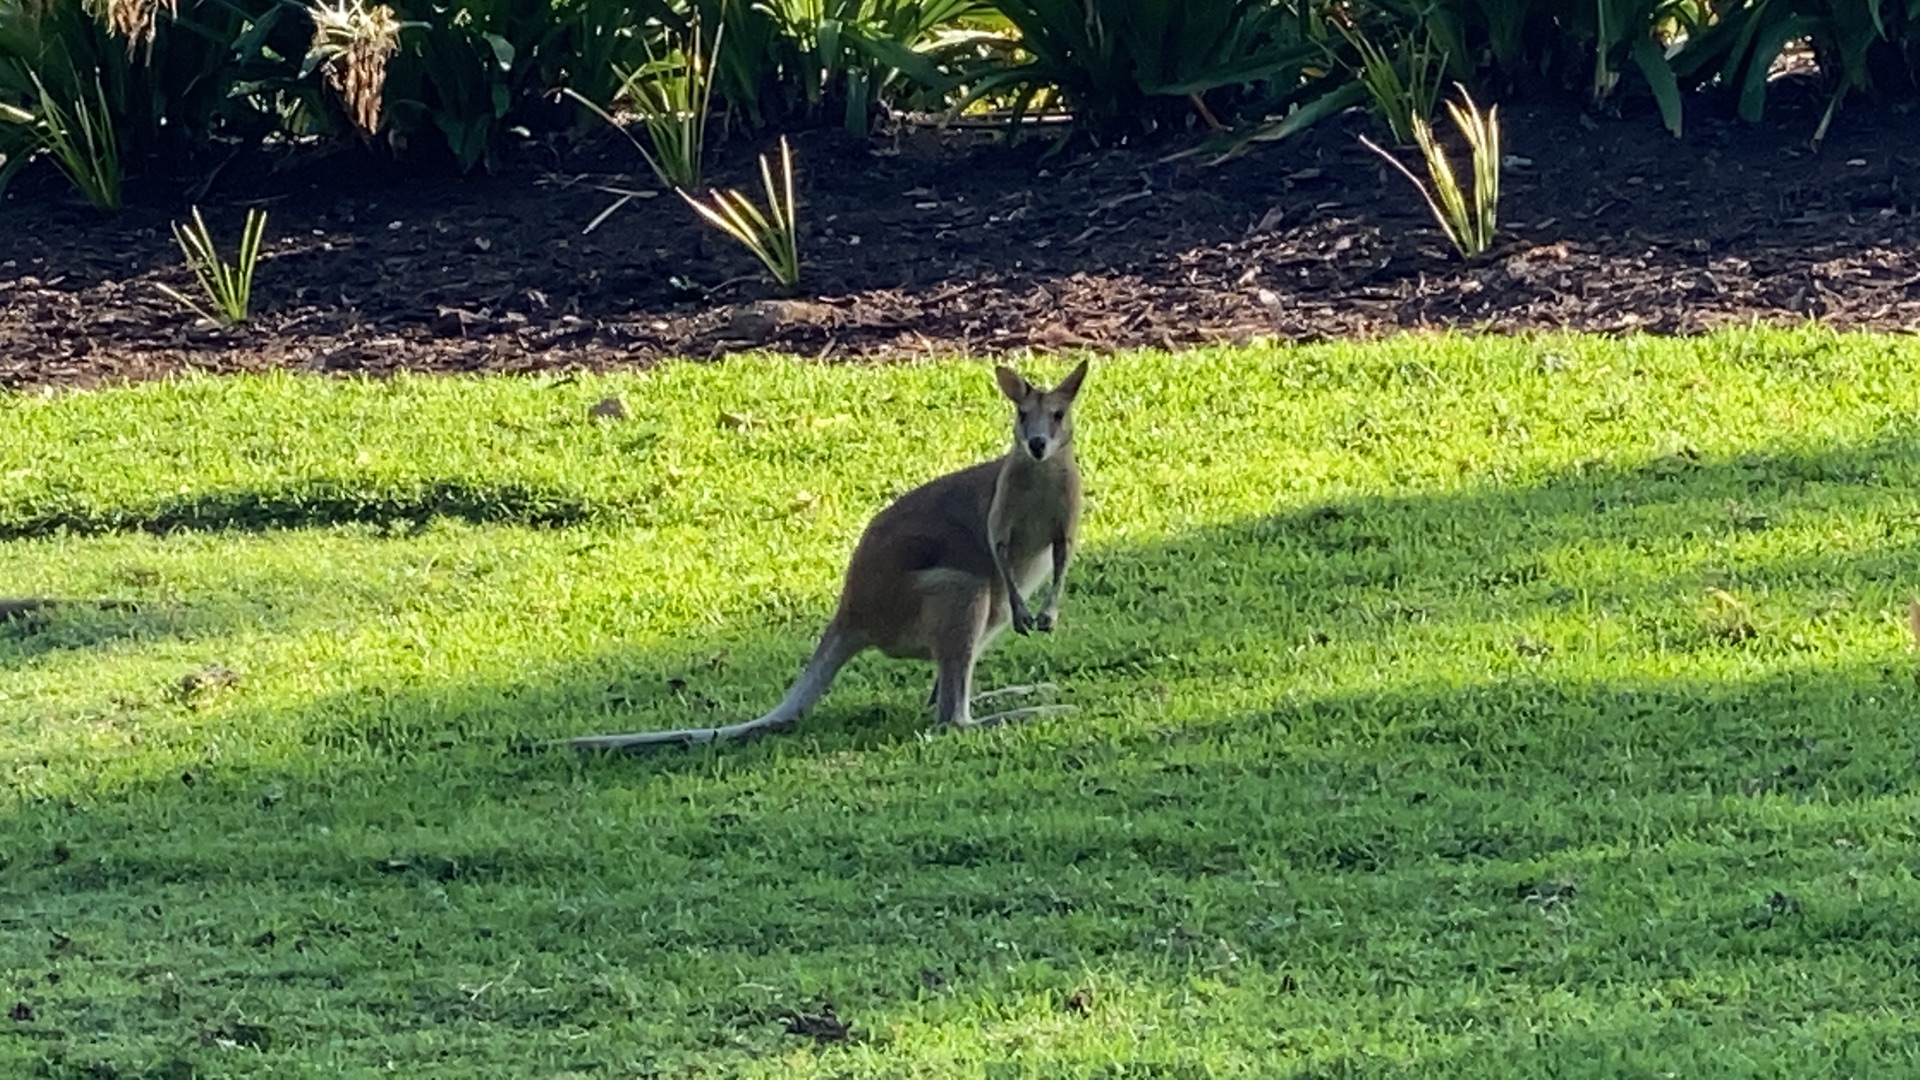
xmin=3 ymin=328 xmax=1919 ymax=1078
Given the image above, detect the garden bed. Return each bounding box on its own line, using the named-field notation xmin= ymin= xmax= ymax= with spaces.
xmin=3 ymin=83 xmax=1917 ymax=392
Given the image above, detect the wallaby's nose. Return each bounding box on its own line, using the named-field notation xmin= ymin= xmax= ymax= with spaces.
xmin=1027 ymin=437 xmax=1048 ymax=459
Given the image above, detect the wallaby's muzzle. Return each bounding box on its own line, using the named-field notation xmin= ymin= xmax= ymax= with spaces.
xmin=1026 ymin=437 xmax=1048 ymax=459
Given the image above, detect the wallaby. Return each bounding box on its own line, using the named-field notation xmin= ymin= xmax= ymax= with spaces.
xmin=567 ymin=360 xmax=1089 ymax=751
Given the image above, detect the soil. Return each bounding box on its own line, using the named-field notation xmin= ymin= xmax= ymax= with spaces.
xmin=4 ymin=81 xmax=1919 ymax=391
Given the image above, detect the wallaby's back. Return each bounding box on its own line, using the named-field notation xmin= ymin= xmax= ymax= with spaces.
xmin=833 ymin=458 xmax=1005 ymax=660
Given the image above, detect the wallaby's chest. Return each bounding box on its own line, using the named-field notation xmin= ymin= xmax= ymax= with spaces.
xmin=990 ymin=460 xmax=1078 ymax=564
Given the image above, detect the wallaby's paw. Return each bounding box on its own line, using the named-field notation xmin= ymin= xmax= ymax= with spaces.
xmin=1034 ymin=610 xmax=1056 ymax=633
xmin=1010 ymin=608 xmax=1035 ymax=635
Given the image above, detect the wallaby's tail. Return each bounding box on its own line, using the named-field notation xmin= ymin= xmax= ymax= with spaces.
xmin=563 ymin=623 xmax=862 ymax=752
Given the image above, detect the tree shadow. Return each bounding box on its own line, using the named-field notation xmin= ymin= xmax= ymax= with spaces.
xmin=0 ymin=599 xmax=234 ymax=660
xmin=0 ymin=478 xmax=600 ymax=540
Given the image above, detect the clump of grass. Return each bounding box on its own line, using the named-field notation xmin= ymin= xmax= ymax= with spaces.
xmin=24 ymin=71 xmax=122 ymax=213
xmin=1340 ymin=24 xmax=1446 ymax=146
xmin=622 ymin=22 xmax=720 ymax=190
xmin=681 ymin=135 xmax=801 ymax=291
xmin=1360 ymin=84 xmax=1500 ymax=260
xmin=564 ymin=21 xmax=721 ymax=231
xmin=154 ymin=206 xmax=268 ymax=326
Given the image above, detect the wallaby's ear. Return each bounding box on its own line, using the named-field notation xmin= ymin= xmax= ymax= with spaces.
xmin=994 ymin=365 xmax=1031 ymax=403
xmin=1054 ymin=360 xmax=1089 ymax=404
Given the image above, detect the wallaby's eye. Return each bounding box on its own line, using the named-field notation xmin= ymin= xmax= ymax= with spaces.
xmin=1051 ymin=410 xmax=1064 ymax=422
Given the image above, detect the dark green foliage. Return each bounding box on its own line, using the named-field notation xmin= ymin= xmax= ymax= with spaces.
xmin=0 ymin=0 xmax=309 ymax=169
xmin=1363 ymin=0 xmax=1920 ymax=139
xmin=967 ymin=0 xmax=1326 ymax=136
xmin=3 ymin=0 xmax=1920 ymax=191
xmin=657 ymin=0 xmax=991 ymax=135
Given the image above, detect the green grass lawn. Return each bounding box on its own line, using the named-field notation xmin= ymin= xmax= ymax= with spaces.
xmin=4 ymin=328 xmax=1920 ymax=1078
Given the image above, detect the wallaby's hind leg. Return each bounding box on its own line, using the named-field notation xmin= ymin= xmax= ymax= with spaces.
xmin=926 ymin=586 xmax=991 ymax=728
xmin=926 ymin=588 xmax=1074 ymax=731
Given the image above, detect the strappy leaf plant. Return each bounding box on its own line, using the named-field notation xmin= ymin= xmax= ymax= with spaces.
xmin=20 ymin=70 xmax=122 ymax=211
xmin=679 ymin=136 xmax=800 ymax=291
xmin=1360 ymin=84 xmax=1500 ymax=260
xmin=566 ymin=21 xmax=721 ymax=193
xmin=1340 ymin=23 xmax=1446 ymax=146
xmin=154 ymin=206 xmax=268 ymax=326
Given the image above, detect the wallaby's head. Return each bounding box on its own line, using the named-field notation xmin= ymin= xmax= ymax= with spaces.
xmin=995 ymin=360 xmax=1088 ymax=463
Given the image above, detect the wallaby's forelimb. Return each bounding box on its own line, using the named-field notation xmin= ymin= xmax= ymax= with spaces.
xmin=993 ymin=537 xmax=1036 ymax=635
xmin=565 ymin=624 xmax=861 ymax=752
xmin=1034 ymin=537 xmax=1072 ymax=632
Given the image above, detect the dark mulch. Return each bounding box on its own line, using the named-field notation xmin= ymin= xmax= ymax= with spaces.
xmin=3 ymin=82 xmax=1918 ymax=391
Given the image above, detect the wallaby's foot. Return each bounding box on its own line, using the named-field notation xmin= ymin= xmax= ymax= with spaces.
xmin=971 ymin=682 xmax=1059 ymax=705
xmin=959 ymin=704 xmax=1076 ymax=729
xmin=932 ymin=682 xmax=1057 ymax=717
xmin=562 ymin=714 xmax=798 ymax=752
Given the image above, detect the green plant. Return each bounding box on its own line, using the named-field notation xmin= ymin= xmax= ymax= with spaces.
xmin=662 ymin=0 xmax=988 ymax=134
xmin=25 ymin=70 xmax=121 ymax=211
xmin=963 ymin=0 xmax=1319 ymax=137
xmin=372 ymin=0 xmax=589 ymax=172
xmin=565 ymin=21 xmax=721 ymax=193
xmin=1587 ymin=0 xmax=1687 ymax=136
xmin=1360 ymin=84 xmax=1500 ymax=260
xmin=680 ymin=135 xmax=800 ymax=290
xmin=1339 ymin=22 xmax=1447 ymax=145
xmin=769 ymin=0 xmax=990 ymax=132
xmin=0 ymin=0 xmax=305 ymax=175
xmin=376 ymin=21 xmax=515 ymax=171
xmin=1669 ymin=0 xmax=1898 ymax=144
xmin=154 ymin=206 xmax=268 ymax=326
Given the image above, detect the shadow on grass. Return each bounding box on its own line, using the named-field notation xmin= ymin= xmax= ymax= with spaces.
xmin=0 ymin=599 xmax=227 ymax=660
xmin=9 ymin=655 xmax=1916 ymax=1073
xmin=3 ymin=435 xmax=1919 ymax=1071
xmin=0 ymin=479 xmax=601 ymax=539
